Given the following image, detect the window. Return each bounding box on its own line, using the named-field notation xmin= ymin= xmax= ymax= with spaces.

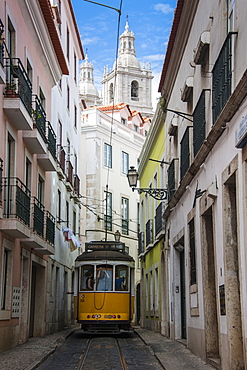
xmin=121 ymin=117 xmax=126 ymax=125
xmin=122 ymin=151 xmax=129 ymax=174
xmin=26 ymin=59 xmax=33 ymax=83
xmin=121 ymin=197 xmax=129 ymax=235
xmin=67 ymin=85 xmax=70 ymax=110
xmin=7 ymin=17 xmax=15 ymax=58
xmin=154 ymin=267 xmax=159 ymax=313
xmin=74 ymin=105 xmax=77 ymax=129
xmin=74 ymin=52 xmax=77 ymax=82
xmin=104 ymin=191 xmax=112 ymax=231
xmin=193 ymin=90 xmax=206 ymax=157
xmin=80 ymin=265 xmax=94 ymax=291
xmin=96 ymin=265 xmax=113 ymax=291
xmin=104 ymin=143 xmax=112 ymax=168
xmin=66 ymin=200 xmax=69 ymax=227
xmin=66 ymin=26 xmax=70 ymax=61
xmin=73 ymin=210 xmax=76 ymax=234
xmin=109 ymin=83 xmax=113 ymax=101
xmin=25 ymin=157 xmax=32 ymax=190
xmin=39 ymin=88 xmax=45 ymax=109
xmin=131 ymin=80 xmax=139 ymax=100
xmin=37 ymin=175 xmax=44 ymax=204
xmin=57 ymin=189 xmax=61 ymax=222
xmin=189 ymin=218 xmax=196 ymax=285
xmin=115 ymin=265 xmax=128 ymax=291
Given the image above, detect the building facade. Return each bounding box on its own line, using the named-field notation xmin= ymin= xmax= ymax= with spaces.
xmin=140 ymin=0 xmax=247 ymax=368
xmin=0 ymin=0 xmax=83 ymax=352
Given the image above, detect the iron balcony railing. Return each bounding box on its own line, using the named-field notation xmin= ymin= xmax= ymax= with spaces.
xmin=122 ymin=218 xmax=129 ymax=235
xmin=138 ymin=231 xmax=144 ymax=255
xmin=193 ymin=90 xmax=206 ymax=157
xmin=47 ymin=121 xmax=56 ymax=159
xmin=4 ymin=58 xmax=32 ymax=116
xmin=74 ymin=174 xmax=80 ymax=196
xmin=45 ymin=211 xmax=55 ymax=245
xmin=146 ymin=219 xmax=153 ymax=247
xmin=155 ymin=202 xmax=165 ymax=237
xmin=33 ymin=95 xmax=47 ymax=143
xmin=180 ymin=127 xmax=190 ymax=181
xmin=212 ymin=33 xmax=236 ymax=124
xmin=2 ymin=177 xmax=31 ymax=226
xmin=0 ymin=20 xmax=4 ymax=67
xmin=32 ymin=197 xmax=45 ymax=237
xmin=167 ymin=159 xmax=176 ymax=201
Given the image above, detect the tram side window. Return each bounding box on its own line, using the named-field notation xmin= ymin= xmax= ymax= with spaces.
xmin=96 ymin=265 xmax=113 ymax=291
xmin=115 ymin=265 xmax=128 ymax=291
xmin=81 ymin=265 xmax=94 ymax=291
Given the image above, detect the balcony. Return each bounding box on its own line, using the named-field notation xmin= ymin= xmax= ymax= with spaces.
xmin=155 ymin=202 xmax=165 ymax=237
xmin=70 ymin=174 xmax=81 ymax=202
xmin=3 ymin=58 xmax=33 ymax=130
xmin=36 ymin=120 xmax=57 ymax=171
xmin=0 ymin=177 xmax=31 ymax=238
xmin=22 ymin=199 xmax=55 ymax=255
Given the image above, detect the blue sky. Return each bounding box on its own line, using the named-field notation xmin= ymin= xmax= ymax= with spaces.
xmin=72 ymin=0 xmax=177 ymax=109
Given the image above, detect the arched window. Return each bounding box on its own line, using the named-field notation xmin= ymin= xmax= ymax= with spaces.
xmin=129 ymin=41 xmax=131 ymax=49
xmin=88 ymin=72 xmax=90 ymax=79
xmin=123 ymin=41 xmax=126 ymax=49
xmin=109 ymin=83 xmax=113 ymax=101
xmin=131 ymin=80 xmax=139 ymax=100
xmin=83 ymin=72 xmax=86 ymax=79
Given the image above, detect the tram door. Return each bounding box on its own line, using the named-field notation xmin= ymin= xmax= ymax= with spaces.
xmin=180 ymin=249 xmax=186 ymax=339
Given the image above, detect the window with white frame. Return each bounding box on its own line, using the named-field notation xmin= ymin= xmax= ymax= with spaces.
xmin=122 ymin=151 xmax=129 ymax=174
xmin=121 ymin=197 xmax=129 ymax=235
xmin=104 ymin=143 xmax=112 ymax=168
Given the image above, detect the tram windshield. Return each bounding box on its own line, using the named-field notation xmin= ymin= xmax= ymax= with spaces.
xmin=80 ymin=264 xmax=129 ymax=291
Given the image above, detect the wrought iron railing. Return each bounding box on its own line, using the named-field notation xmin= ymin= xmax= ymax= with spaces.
xmin=167 ymin=159 xmax=176 ymax=201
xmin=45 ymin=211 xmax=55 ymax=245
xmin=33 ymin=95 xmax=47 ymax=143
xmin=155 ymin=202 xmax=165 ymax=236
xmin=146 ymin=219 xmax=153 ymax=246
xmin=0 ymin=20 xmax=4 ymax=67
xmin=138 ymin=231 xmax=144 ymax=255
xmin=122 ymin=218 xmax=129 ymax=235
xmin=193 ymin=90 xmax=206 ymax=157
xmin=32 ymin=197 xmax=45 ymax=237
xmin=74 ymin=174 xmax=80 ymax=196
xmin=180 ymin=127 xmax=190 ymax=180
xmin=212 ymin=33 xmax=235 ymax=124
xmin=47 ymin=121 xmax=56 ymax=159
xmin=2 ymin=177 xmax=31 ymax=226
xmin=4 ymin=58 xmax=32 ymax=116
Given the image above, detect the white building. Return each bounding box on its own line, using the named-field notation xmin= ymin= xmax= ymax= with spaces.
xmin=156 ymin=0 xmax=247 ymax=368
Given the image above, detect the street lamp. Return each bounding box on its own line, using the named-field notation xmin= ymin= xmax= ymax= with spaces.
xmin=127 ymin=166 xmax=168 ymax=200
xmin=114 ymin=230 xmax=121 ymax=242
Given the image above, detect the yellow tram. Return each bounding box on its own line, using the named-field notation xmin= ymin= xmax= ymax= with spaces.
xmin=74 ymin=241 xmax=135 ymax=334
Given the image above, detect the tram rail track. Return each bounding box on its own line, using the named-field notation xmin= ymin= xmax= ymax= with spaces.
xmin=77 ymin=336 xmax=128 ymax=370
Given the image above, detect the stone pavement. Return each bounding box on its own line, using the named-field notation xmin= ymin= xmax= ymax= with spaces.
xmin=0 ymin=326 xmax=215 ymax=370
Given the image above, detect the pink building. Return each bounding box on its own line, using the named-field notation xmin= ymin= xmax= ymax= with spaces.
xmin=0 ymin=0 xmax=82 ymax=352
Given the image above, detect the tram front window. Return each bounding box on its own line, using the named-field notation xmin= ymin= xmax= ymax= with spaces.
xmin=81 ymin=265 xmax=95 ymax=291
xmin=115 ymin=265 xmax=128 ymax=291
xmin=96 ymin=265 xmax=113 ymax=291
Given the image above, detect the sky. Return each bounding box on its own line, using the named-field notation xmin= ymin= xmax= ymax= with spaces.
xmin=72 ymin=0 xmax=177 ymax=110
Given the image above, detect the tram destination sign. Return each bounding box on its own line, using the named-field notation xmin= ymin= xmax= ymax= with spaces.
xmin=85 ymin=241 xmax=125 ymax=252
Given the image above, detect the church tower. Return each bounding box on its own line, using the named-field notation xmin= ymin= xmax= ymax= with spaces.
xmin=102 ymin=20 xmax=153 ymax=118
xmin=79 ymin=52 xmax=102 ymax=107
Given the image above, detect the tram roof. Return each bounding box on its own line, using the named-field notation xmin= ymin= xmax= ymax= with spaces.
xmin=75 ymin=249 xmax=134 ymax=262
